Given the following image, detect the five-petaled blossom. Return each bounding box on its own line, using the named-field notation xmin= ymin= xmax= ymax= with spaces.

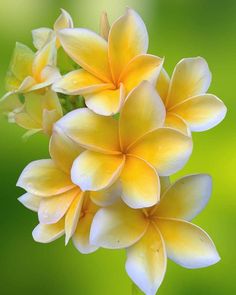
xmin=17 ymin=128 xmax=104 ymax=253
xmin=90 ymin=174 xmax=220 ymax=295
xmin=53 ymin=8 xmax=163 ymax=116
xmin=4 ymin=39 xmax=59 ymax=95
xmin=56 ymin=81 xmax=192 ymax=209
xmin=156 ymin=58 xmax=227 ymax=135
xmin=0 ymin=39 xmax=61 ymax=134
xmin=8 ymin=90 xmax=63 ymax=136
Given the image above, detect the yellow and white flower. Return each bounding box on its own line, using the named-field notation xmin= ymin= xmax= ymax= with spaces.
xmin=4 ymin=39 xmax=59 ymax=94
xmin=56 ymin=81 xmax=192 ymax=209
xmin=10 ymin=90 xmax=63 ymax=136
xmin=156 ymin=57 xmax=227 ymax=135
xmin=32 ymin=9 xmax=73 ymax=50
xmin=53 ymin=8 xmax=163 ymax=115
xmin=17 ymin=128 xmax=99 ymax=253
xmin=90 ymin=174 xmax=220 ymax=295
xmin=0 ymin=39 xmax=61 ymax=134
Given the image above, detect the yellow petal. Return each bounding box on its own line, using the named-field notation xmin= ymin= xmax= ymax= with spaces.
xmin=17 ymin=159 xmax=75 ymax=196
xmin=0 ymin=92 xmax=22 ymax=114
xmin=160 ymin=177 xmax=171 ymax=195
xmin=126 ymin=224 xmax=166 ymax=295
xmin=38 ymin=187 xmax=79 ymax=224
xmin=54 ymin=9 xmax=73 ymax=31
xmin=71 ymin=151 xmax=125 ymax=191
xmin=120 ymin=54 xmax=163 ymax=93
xmin=42 ymin=109 xmax=61 ymax=135
xmin=5 ymin=42 xmax=34 ymax=91
xmin=166 ymin=57 xmax=211 ymax=108
xmin=38 ymin=65 xmax=60 ymax=84
xmin=154 ymin=174 xmax=212 ymax=221
xmin=82 ymin=194 xmax=99 ymax=214
xmin=26 ymin=66 xmax=60 ymax=93
xmin=121 ymin=156 xmax=160 ymax=208
xmin=18 ymin=76 xmax=36 ymax=92
xmin=56 ymin=108 xmax=120 ymax=154
xmin=165 ymin=112 xmax=190 ymax=136
xmin=90 ymin=180 xmax=121 ymax=206
xmin=23 ymin=92 xmax=44 ymax=124
xmin=85 ymin=84 xmax=124 ymax=116
xmin=156 ymin=218 xmax=220 ymax=268
xmin=129 ymin=128 xmax=192 ymax=176
xmin=100 ymin=11 xmax=110 ymax=40
xmin=15 ymin=90 xmax=62 ymax=132
xmin=41 ymin=90 xmax=63 ymax=135
xmin=109 ymin=8 xmax=148 ymax=81
xmin=23 ymin=90 xmax=62 ymax=126
xmin=41 ymin=90 xmax=63 ymax=115
xmin=18 ymin=192 xmax=41 ymax=212
xmin=65 ymin=191 xmax=84 ymax=244
xmin=52 ymin=69 xmax=112 ymax=95
xmin=14 ymin=111 xmax=41 ymax=130
xmin=73 ymin=212 xmax=98 ymax=254
xmin=90 ymin=200 xmax=148 ymax=249
xmin=32 ymin=39 xmax=57 ymax=82
xmin=50 ymin=127 xmax=82 ymax=174
xmin=32 ymin=219 xmax=65 ymax=243
xmin=120 ymin=81 xmax=165 ymax=150
xmin=156 ymin=68 xmax=170 ymax=103
xmin=59 ymin=28 xmax=112 ymax=82
xmin=5 ymin=72 xmax=22 ymax=92
xmin=32 ymin=28 xmax=54 ymax=50
xmin=170 ymin=94 xmax=227 ymax=132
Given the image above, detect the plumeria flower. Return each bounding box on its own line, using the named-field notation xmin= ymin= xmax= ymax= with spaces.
xmin=9 ymin=90 xmax=63 ymax=136
xmin=0 ymin=39 xmax=60 ymax=119
xmin=90 ymin=174 xmax=220 ymax=295
xmin=17 ymin=128 xmax=102 ymax=253
xmin=5 ymin=39 xmax=59 ymax=93
xmin=32 ymin=9 xmax=73 ymax=49
xmin=56 ymin=81 xmax=193 ymax=209
xmin=156 ymin=58 xmax=227 ymax=135
xmin=53 ymin=8 xmax=163 ymax=116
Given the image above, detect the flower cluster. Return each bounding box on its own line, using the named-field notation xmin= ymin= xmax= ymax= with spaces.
xmin=1 ymin=8 xmax=227 ymax=295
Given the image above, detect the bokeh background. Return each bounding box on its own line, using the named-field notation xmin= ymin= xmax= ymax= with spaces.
xmin=0 ymin=0 xmax=235 ymax=294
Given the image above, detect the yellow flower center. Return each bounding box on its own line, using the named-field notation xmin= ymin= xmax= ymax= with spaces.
xmin=142 ymin=207 xmax=159 ymax=223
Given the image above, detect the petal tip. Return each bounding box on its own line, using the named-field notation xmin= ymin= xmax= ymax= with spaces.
xmin=65 ymin=236 xmax=70 ymax=246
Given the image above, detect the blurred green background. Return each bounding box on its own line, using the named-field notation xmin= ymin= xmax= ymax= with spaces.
xmin=0 ymin=0 xmax=235 ymax=294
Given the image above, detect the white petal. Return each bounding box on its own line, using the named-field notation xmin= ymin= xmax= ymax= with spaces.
xmin=90 ymin=201 xmax=148 ymax=249
xmin=126 ymin=224 xmax=167 ymax=295
xmin=155 ymin=174 xmax=212 ymax=221
xmin=156 ymin=218 xmax=220 ymax=269
xmin=18 ymin=193 xmax=41 ymax=212
xmin=32 ymin=220 xmax=65 ymax=243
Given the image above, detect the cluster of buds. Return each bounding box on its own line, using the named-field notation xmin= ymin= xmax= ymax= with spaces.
xmin=1 ymin=8 xmax=227 ymax=295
